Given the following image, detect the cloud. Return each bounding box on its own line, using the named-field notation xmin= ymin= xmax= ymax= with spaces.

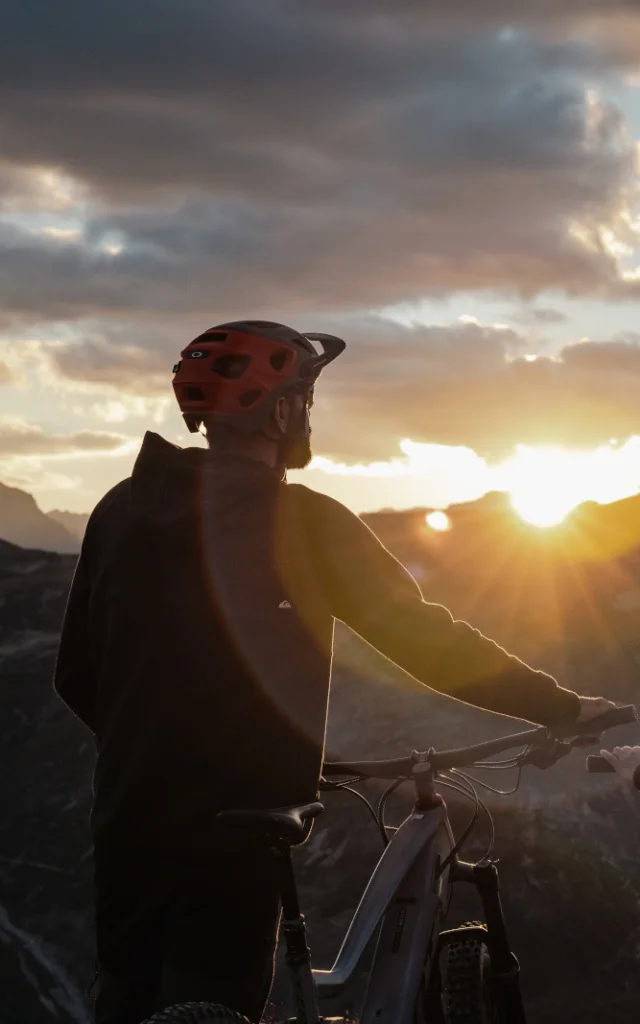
xmin=511 ymin=307 xmax=569 ymax=326
xmin=0 ymin=330 xmax=177 ymax=434
xmin=557 ymin=333 xmax=640 ymax=372
xmin=27 ymin=312 xmax=640 ymax=461
xmin=0 ymin=415 xmax=130 ymax=456
xmin=0 ymin=361 xmax=15 ymax=385
xmin=0 ymin=7 xmax=638 ymax=325
xmin=1 ymin=0 xmax=639 ymax=476
xmin=49 ymin=336 xmax=170 ymax=393
xmin=296 ymin=317 xmax=640 ymax=461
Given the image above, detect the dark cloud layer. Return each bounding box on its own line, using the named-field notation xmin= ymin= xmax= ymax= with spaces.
xmin=50 ymin=334 xmax=170 ymax=393
xmin=1 ymin=0 xmax=640 ymax=467
xmin=0 ymin=419 xmax=128 ymax=457
xmin=35 ymin=314 xmax=640 ymax=461
xmin=0 ymin=2 xmax=638 ymax=326
xmin=310 ymin=322 xmax=640 ymax=460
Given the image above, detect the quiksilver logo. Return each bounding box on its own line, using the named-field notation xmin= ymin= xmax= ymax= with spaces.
xmin=279 ymin=600 xmax=292 ymax=609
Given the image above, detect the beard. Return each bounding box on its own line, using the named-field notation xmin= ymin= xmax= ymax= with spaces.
xmin=281 ymin=429 xmax=312 ymax=470
xmin=280 ymin=405 xmax=313 ymax=470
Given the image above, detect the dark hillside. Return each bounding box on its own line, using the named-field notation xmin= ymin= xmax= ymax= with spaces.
xmin=2 ymin=491 xmax=640 ymax=1021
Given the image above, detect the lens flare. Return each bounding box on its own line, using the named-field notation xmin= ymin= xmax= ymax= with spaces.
xmin=426 ymin=511 xmax=452 ymax=532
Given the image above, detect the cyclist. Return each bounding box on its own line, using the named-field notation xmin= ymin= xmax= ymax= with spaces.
xmin=600 ymin=746 xmax=640 ymax=789
xmin=53 ymin=320 xmax=615 ymax=1024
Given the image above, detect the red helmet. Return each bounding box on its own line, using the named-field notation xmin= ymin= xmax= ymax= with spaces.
xmin=173 ymin=320 xmax=345 ymax=433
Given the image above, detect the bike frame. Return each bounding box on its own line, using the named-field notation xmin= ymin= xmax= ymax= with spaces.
xmin=256 ymin=705 xmax=635 ymax=1023
xmin=279 ymin=768 xmax=522 ymax=1024
xmin=313 ymin=797 xmax=452 ymax=1022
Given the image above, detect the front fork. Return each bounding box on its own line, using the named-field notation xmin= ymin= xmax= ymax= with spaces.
xmin=448 ymin=858 xmax=527 ymax=1024
xmin=413 ymin=762 xmax=526 ymax=1023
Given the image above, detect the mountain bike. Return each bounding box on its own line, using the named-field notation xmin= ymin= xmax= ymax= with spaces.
xmin=142 ymin=704 xmax=635 ymax=1024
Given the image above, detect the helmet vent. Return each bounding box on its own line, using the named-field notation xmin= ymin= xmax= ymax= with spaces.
xmin=203 ymin=331 xmax=228 ymax=342
xmin=269 ymin=351 xmax=288 ymax=372
xmin=211 ymin=354 xmax=251 ymax=379
xmin=239 ymin=389 xmax=263 ymax=408
xmin=187 ymin=387 xmax=205 ymax=401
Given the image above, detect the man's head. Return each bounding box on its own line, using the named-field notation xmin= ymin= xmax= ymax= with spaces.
xmin=200 ymin=387 xmax=314 ymax=470
xmin=172 ymin=320 xmax=345 ymax=470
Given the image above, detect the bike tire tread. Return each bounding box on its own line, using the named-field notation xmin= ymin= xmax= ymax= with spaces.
xmin=441 ymin=923 xmax=497 ymax=1024
xmin=140 ymin=1001 xmax=251 ymax=1024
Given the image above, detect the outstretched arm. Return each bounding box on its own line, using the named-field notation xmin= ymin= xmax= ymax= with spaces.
xmin=307 ymin=491 xmax=584 ymax=727
xmin=53 ymin=551 xmax=97 ymax=733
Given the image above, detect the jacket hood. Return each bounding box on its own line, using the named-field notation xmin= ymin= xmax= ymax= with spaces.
xmin=129 ymin=431 xmax=282 ymax=525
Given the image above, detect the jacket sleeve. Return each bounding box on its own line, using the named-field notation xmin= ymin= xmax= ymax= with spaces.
xmin=308 ymin=491 xmax=580 ymax=727
xmin=53 ymin=550 xmax=97 ymax=733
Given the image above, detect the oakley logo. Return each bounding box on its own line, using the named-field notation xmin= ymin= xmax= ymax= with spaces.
xmin=189 ymin=351 xmax=206 ymax=359
xmin=279 ymin=600 xmax=292 ymax=609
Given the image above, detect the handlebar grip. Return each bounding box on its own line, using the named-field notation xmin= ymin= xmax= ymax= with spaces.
xmin=572 ymin=704 xmax=636 ymax=736
xmin=586 ymin=755 xmax=616 ymax=774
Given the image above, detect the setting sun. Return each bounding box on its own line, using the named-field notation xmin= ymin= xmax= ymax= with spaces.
xmin=510 ymin=492 xmax=575 ymax=527
xmin=501 ymin=444 xmax=640 ymax=528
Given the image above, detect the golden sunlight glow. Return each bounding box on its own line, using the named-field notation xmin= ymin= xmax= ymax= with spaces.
xmin=426 ymin=511 xmax=452 ymax=532
xmin=301 ymin=437 xmax=640 ymax=523
xmin=510 ymin=491 xmax=575 ymax=527
xmin=501 ymin=444 xmax=640 ymax=527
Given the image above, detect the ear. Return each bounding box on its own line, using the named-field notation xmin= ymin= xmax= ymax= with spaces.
xmin=274 ymin=396 xmax=290 ymax=433
xmin=263 ymin=395 xmax=290 ymax=440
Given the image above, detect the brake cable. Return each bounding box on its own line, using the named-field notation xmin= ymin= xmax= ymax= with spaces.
xmin=455 ymin=764 xmax=524 ymax=797
xmin=446 ymin=770 xmax=498 ymax=861
xmin=320 ymin=775 xmax=384 ymax=834
xmin=319 ymin=731 xmax=581 ymax=856
xmin=434 ymin=777 xmax=480 ymax=875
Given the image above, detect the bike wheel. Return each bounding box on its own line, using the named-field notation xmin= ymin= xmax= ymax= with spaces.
xmin=140 ymin=1002 xmax=251 ymax=1024
xmin=441 ymin=926 xmax=500 ymax=1024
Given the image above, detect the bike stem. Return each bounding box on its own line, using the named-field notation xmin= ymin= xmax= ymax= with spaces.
xmin=272 ymin=841 xmax=321 ymax=1024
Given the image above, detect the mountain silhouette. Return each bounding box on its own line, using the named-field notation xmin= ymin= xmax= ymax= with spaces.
xmin=47 ymin=510 xmax=90 ymax=541
xmin=0 ymin=483 xmax=79 ymax=554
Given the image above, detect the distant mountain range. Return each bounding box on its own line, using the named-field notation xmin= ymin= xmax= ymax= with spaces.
xmin=0 ymin=483 xmax=80 ymax=554
xmin=47 ymin=510 xmax=90 ymax=541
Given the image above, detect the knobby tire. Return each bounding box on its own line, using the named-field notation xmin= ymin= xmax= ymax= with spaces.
xmin=441 ymin=928 xmax=501 ymax=1024
xmin=140 ymin=1001 xmax=251 ymax=1024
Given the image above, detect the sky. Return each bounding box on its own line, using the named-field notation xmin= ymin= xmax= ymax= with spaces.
xmin=3 ymin=2 xmax=640 ymax=522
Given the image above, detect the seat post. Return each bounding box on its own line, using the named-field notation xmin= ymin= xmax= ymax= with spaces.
xmin=272 ymin=841 xmax=320 ymax=1024
xmin=272 ymin=841 xmax=302 ymax=921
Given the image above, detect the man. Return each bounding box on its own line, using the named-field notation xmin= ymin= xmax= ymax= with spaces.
xmin=54 ymin=320 xmax=614 ymax=1024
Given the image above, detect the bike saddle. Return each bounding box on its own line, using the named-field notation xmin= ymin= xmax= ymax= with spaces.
xmin=217 ymin=801 xmax=324 ymax=845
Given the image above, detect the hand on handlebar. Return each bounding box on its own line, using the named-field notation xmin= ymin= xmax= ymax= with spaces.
xmin=599 ymin=745 xmax=640 ymax=783
xmin=576 ymin=696 xmax=618 ymax=725
xmin=549 ymin=698 xmax=633 ymax=744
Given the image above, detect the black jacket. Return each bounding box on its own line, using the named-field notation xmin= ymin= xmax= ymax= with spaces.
xmin=54 ymin=432 xmax=580 ymax=850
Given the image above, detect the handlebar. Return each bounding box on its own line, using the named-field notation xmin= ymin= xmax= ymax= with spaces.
xmin=323 ymin=704 xmax=636 ymax=781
